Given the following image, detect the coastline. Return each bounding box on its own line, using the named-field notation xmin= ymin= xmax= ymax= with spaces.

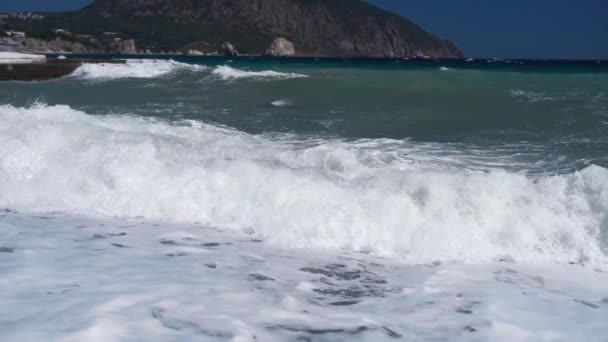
xmin=45 ymin=53 xmax=608 ymax=64
xmin=1 ymin=52 xmax=606 ymax=82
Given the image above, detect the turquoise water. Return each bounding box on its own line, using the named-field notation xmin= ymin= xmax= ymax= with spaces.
xmin=2 ymin=57 xmax=607 ymax=174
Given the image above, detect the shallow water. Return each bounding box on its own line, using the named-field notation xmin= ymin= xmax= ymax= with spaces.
xmin=2 ymin=211 xmax=608 ymax=341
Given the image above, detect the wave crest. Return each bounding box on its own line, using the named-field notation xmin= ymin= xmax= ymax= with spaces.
xmin=211 ymin=65 xmax=309 ymax=80
xmin=68 ymin=60 xmax=309 ymax=82
xmin=70 ymin=59 xmax=206 ymax=80
xmin=1 ymin=103 xmax=607 ymax=266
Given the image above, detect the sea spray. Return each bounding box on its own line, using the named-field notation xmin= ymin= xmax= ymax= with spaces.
xmin=1 ymin=103 xmax=606 ymax=267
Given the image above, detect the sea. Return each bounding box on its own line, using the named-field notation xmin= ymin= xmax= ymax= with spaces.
xmin=1 ymin=56 xmax=607 ymax=341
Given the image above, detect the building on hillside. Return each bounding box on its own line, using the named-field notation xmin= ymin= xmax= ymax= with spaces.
xmin=4 ymin=31 xmax=26 ymax=38
xmin=0 ymin=12 xmax=45 ymax=20
xmin=0 ymin=39 xmax=20 ymax=52
xmin=53 ymin=29 xmax=72 ymax=35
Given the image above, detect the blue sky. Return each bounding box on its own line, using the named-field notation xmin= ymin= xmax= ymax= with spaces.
xmin=1 ymin=0 xmax=607 ymax=59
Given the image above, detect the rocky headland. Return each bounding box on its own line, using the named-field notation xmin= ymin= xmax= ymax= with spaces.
xmin=1 ymin=0 xmax=463 ymax=58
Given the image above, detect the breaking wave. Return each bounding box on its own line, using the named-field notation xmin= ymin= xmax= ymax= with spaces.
xmin=1 ymin=103 xmax=607 ymax=267
xmin=69 ymin=60 xmax=309 ymax=82
xmin=70 ymin=59 xmax=206 ymax=80
xmin=211 ymin=65 xmax=309 ymax=80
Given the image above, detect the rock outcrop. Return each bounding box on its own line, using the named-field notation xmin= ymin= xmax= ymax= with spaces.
xmin=110 ymin=39 xmax=137 ymax=54
xmin=221 ymin=42 xmax=238 ymax=57
xmin=266 ymin=38 xmax=296 ymax=57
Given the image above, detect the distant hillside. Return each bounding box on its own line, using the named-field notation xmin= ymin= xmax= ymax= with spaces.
xmin=3 ymin=0 xmax=463 ymax=58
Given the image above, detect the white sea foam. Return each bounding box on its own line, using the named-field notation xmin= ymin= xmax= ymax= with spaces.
xmin=440 ymin=66 xmax=450 ymax=71
xmin=2 ymin=211 xmax=608 ymax=341
xmin=510 ymin=89 xmax=563 ymax=102
xmin=70 ymin=59 xmax=206 ymax=80
xmin=211 ymin=65 xmax=308 ymax=80
xmin=1 ymin=104 xmax=607 ymax=267
xmin=70 ymin=61 xmax=306 ymax=82
xmin=271 ymin=99 xmax=293 ymax=107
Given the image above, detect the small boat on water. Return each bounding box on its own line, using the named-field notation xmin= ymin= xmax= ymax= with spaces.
xmin=0 ymin=52 xmax=125 ymax=81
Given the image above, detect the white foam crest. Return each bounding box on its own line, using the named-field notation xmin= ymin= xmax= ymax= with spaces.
xmin=510 ymin=89 xmax=563 ymax=103
xmin=1 ymin=104 xmax=607 ymax=266
xmin=70 ymin=59 xmax=206 ymax=80
xmin=212 ymin=65 xmax=308 ymax=80
xmin=271 ymin=99 xmax=293 ymax=107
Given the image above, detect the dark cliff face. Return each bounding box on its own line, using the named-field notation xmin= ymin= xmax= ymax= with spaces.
xmin=67 ymin=0 xmax=464 ymax=58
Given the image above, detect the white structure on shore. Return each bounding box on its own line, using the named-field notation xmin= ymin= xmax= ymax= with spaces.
xmin=0 ymin=52 xmax=46 ymax=64
xmin=4 ymin=31 xmax=26 ymax=38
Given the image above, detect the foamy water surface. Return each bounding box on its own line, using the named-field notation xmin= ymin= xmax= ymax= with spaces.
xmin=1 ymin=57 xmax=607 ymax=341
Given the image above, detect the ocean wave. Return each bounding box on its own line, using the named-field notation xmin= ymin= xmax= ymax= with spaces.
xmin=69 ymin=59 xmax=206 ymax=81
xmin=211 ymin=65 xmax=309 ymax=80
xmin=69 ymin=61 xmax=309 ymax=82
xmin=1 ymin=103 xmax=607 ymax=266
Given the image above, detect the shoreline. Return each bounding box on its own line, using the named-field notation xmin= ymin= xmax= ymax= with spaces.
xmin=42 ymin=53 xmax=608 ymax=63
xmin=1 ymin=53 xmax=606 ymax=82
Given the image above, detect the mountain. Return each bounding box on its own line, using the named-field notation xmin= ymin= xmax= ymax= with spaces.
xmin=4 ymin=0 xmax=463 ymax=58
